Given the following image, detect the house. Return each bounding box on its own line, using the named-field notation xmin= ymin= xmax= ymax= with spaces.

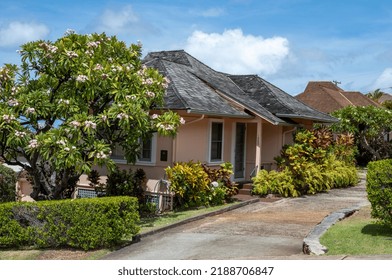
xmin=15 ymin=51 xmax=338 ymax=200
xmin=296 ymin=81 xmax=380 ymax=114
xmin=379 ymin=92 xmax=392 ymax=104
xmin=105 ymin=50 xmax=336 ymax=182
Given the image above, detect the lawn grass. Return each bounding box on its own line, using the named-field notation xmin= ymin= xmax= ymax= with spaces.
xmin=320 ymin=206 xmax=392 ymax=255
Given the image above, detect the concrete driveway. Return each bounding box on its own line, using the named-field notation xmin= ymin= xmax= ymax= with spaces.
xmin=103 ymin=174 xmax=369 ymax=260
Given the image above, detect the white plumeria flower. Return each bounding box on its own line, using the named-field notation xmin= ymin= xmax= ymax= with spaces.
xmin=70 ymin=120 xmax=81 ymax=127
xmin=15 ymin=131 xmax=27 ymax=137
xmin=2 ymin=114 xmax=16 ymax=123
xmin=66 ymin=51 xmax=78 ymax=58
xmin=180 ymin=117 xmax=186 ymax=124
xmin=142 ymin=78 xmax=154 ymax=85
xmin=26 ymin=107 xmax=36 ymax=114
xmin=76 ymin=75 xmax=88 ymax=82
xmin=151 ymin=114 xmax=159 ymax=120
xmin=96 ymin=151 xmax=109 ymax=159
xmin=28 ymin=139 xmax=38 ymax=149
xmin=7 ymin=99 xmax=19 ymax=107
xmin=93 ymin=64 xmax=103 ymax=71
xmin=59 ymin=99 xmax=70 ymax=105
xmin=84 ymin=120 xmax=97 ymax=129
xmin=56 ymin=140 xmax=67 ymax=146
xmin=117 ymin=113 xmax=129 ymax=120
xmin=87 ymin=41 xmax=100 ymax=48
xmin=146 ymin=91 xmax=155 ymax=98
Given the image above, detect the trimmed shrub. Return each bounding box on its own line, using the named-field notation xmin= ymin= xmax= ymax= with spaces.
xmin=0 ymin=164 xmax=16 ymax=203
xmin=0 ymin=196 xmax=140 ymax=250
xmin=367 ymin=159 xmax=392 ymax=228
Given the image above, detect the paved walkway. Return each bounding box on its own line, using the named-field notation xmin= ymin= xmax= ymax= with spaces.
xmin=102 ymin=171 xmax=389 ymax=260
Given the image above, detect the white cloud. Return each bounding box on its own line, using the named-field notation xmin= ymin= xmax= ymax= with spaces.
xmin=99 ymin=5 xmax=139 ymax=33
xmin=185 ymin=29 xmax=289 ymax=75
xmin=372 ymin=68 xmax=392 ymax=90
xmin=200 ymin=8 xmax=225 ymax=17
xmin=95 ymin=5 xmax=159 ymax=38
xmin=0 ymin=22 xmax=49 ymax=47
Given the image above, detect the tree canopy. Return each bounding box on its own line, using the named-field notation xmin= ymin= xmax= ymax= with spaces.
xmin=331 ymin=105 xmax=392 ymax=165
xmin=0 ymin=31 xmax=182 ymax=199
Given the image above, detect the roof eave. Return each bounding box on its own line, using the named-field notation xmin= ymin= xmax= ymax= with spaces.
xmin=276 ymin=113 xmax=338 ymax=123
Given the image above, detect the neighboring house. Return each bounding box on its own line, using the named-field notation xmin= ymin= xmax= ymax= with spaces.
xmin=296 ymin=81 xmax=380 ymax=114
xmin=379 ymin=92 xmax=392 ymax=104
xmin=106 ymin=50 xmax=336 ymax=182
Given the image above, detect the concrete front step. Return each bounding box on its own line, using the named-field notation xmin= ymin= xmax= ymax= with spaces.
xmin=241 ymin=183 xmax=253 ymax=190
xmin=238 ymin=189 xmax=252 ymax=195
xmin=238 ymin=183 xmax=253 ymax=194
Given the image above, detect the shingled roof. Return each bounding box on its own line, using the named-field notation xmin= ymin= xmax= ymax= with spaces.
xmin=296 ymin=81 xmax=380 ymax=113
xmin=143 ymin=50 xmax=337 ymax=125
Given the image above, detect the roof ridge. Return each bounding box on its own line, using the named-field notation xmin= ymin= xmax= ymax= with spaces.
xmin=255 ymin=76 xmax=297 ymax=114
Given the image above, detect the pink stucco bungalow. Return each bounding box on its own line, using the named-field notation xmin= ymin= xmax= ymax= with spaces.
xmin=107 ymin=50 xmax=337 ymax=182
xmin=15 ymin=50 xmax=337 ymax=199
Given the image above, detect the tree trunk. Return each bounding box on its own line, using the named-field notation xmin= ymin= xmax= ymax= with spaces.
xmin=29 ymin=162 xmax=79 ymax=200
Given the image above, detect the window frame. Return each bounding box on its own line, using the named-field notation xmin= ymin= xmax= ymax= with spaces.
xmin=208 ymin=120 xmax=224 ymax=164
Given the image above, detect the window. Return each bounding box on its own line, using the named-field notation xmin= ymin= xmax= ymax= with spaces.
xmin=137 ymin=133 xmax=157 ymax=164
xmin=210 ymin=122 xmax=223 ymax=162
xmin=111 ymin=133 xmax=156 ymax=165
xmin=111 ymin=144 xmax=126 ymax=162
xmin=139 ymin=137 xmax=152 ymax=162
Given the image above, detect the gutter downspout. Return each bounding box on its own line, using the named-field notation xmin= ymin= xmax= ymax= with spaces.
xmin=283 ymin=127 xmax=297 ymax=146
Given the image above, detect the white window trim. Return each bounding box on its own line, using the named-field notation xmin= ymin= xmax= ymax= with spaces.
xmin=208 ymin=119 xmax=224 ymax=164
xmin=111 ymin=133 xmax=157 ymax=166
xmin=136 ymin=133 xmax=157 ymax=166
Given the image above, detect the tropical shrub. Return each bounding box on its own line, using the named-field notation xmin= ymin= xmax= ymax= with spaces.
xmin=0 ymin=196 xmax=140 ymax=250
xmin=165 ymin=161 xmax=210 ymax=208
xmin=202 ymin=162 xmax=238 ymax=200
xmin=0 ymin=165 xmax=16 ymax=203
xmin=252 ymin=168 xmax=298 ymax=197
xmin=165 ymin=161 xmax=237 ymax=208
xmin=105 ymin=167 xmax=146 ymax=199
xmin=366 ymin=159 xmax=392 ymax=228
xmin=253 ymin=127 xmax=358 ymax=197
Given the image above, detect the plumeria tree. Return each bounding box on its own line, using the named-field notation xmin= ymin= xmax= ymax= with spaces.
xmin=0 ymin=31 xmax=183 ymax=200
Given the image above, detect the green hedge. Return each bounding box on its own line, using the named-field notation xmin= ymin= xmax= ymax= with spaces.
xmin=0 ymin=196 xmax=140 ymax=250
xmin=367 ymin=159 xmax=392 ymax=228
xmin=0 ymin=164 xmax=16 ymax=203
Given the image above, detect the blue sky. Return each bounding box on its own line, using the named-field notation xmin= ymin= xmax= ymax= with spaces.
xmin=1 ymin=0 xmax=392 ymax=95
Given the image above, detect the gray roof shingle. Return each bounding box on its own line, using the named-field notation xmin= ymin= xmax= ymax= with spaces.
xmin=143 ymin=50 xmax=337 ymax=124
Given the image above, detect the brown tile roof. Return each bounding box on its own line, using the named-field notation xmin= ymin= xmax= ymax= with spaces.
xmin=296 ymin=81 xmax=380 ymax=113
xmin=379 ymin=93 xmax=392 ymax=103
